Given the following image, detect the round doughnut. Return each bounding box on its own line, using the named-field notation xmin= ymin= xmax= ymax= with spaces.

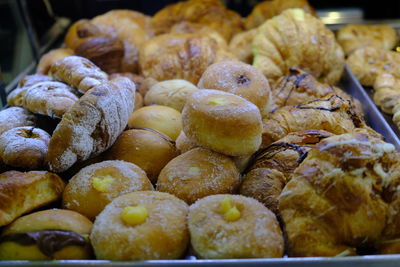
xmin=198 ymin=60 xmax=271 ymax=116
xmin=90 ymin=191 xmax=189 ymax=260
xmin=103 ymin=129 xmax=178 ymax=183
xmin=157 ymin=148 xmax=240 ymax=204
xmin=0 ymin=127 xmax=50 ymax=170
xmin=63 ymin=160 xmax=154 ymax=220
xmin=0 ymin=107 xmax=36 ymax=135
xmin=144 ymin=79 xmax=198 ymax=111
xmin=188 ymin=194 xmax=284 ymax=259
xmin=134 ymin=92 xmax=143 ymax=111
xmin=128 ymin=105 xmax=182 ymax=141
xmin=182 ymin=89 xmax=262 ymax=156
xmin=175 ymin=131 xmax=198 ymax=154
xmin=0 ymin=209 xmax=93 ymax=260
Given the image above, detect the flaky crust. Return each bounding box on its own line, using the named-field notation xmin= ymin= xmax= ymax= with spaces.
xmin=244 ymin=0 xmax=316 ymax=30
xmin=228 ymin=29 xmax=257 ymax=64
xmin=337 ymin=24 xmax=397 ymax=56
xmin=139 ymin=33 xmax=235 ymax=84
xmin=0 ymin=107 xmax=35 ymax=135
xmin=253 ymin=9 xmax=344 ymax=85
xmin=23 ymin=81 xmax=79 ymax=118
xmin=36 ymin=48 xmax=74 ymax=75
xmin=46 ymin=77 xmax=135 ymax=173
xmin=49 ymin=56 xmax=108 ymax=93
xmin=262 ymin=95 xmax=365 ymax=147
xmin=152 ymin=0 xmax=243 ymax=41
xmin=189 ymin=194 xmax=284 ymax=258
xmin=347 ymin=46 xmax=400 ymax=86
xmin=279 ymin=132 xmax=399 ymax=256
xmin=0 ymin=171 xmax=65 ymax=227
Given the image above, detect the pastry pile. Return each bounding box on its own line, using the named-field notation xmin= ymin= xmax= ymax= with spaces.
xmin=1 ymin=0 xmax=400 ymax=261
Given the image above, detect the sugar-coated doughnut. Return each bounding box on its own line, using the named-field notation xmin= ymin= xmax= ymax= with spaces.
xmin=182 ymin=89 xmax=262 ymax=156
xmin=157 ymin=148 xmax=240 ymax=204
xmin=128 ymin=105 xmax=182 ymax=141
xmin=188 ymin=194 xmax=284 ymax=259
xmin=144 ymin=79 xmax=198 ymax=111
xmin=63 ymin=160 xmax=153 ymax=220
xmin=198 ymin=60 xmax=271 ymax=116
xmin=0 ymin=209 xmax=92 ymax=260
xmin=0 ymin=127 xmax=50 ymax=170
xmin=90 ymin=191 xmax=189 ymax=260
xmin=103 ymin=129 xmax=178 ymax=183
xmin=0 ymin=107 xmax=36 ymax=135
xmin=175 ymin=131 xmax=198 ymax=154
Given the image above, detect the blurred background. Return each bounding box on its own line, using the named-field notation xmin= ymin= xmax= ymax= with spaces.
xmin=1 ymin=0 xmax=400 ymax=103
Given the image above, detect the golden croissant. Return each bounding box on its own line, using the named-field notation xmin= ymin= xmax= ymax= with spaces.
xmin=253 ymin=9 xmax=345 ymax=85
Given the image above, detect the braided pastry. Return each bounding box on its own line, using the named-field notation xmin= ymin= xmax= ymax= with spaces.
xmin=253 ymin=9 xmax=344 ymax=85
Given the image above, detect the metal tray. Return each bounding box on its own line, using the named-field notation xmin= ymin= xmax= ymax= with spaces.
xmin=1 ymin=67 xmax=400 ymax=267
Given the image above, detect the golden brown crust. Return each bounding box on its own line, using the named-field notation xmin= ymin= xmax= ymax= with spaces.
xmin=63 ymin=160 xmax=153 ymax=220
xmin=337 ymin=24 xmax=397 ymax=56
xmin=157 ymin=148 xmax=240 ymax=204
xmin=64 ymin=19 xmax=102 ymax=51
xmin=139 ymin=33 xmax=236 ymax=84
xmin=188 ymin=194 xmax=284 ymax=258
xmin=182 ymin=89 xmax=262 ymax=156
xmin=90 ymin=191 xmax=189 ymax=260
xmin=23 ymin=81 xmax=79 ymax=118
xmin=228 ymin=29 xmax=257 ymax=64
xmin=8 ymin=75 xmax=53 ymax=107
xmin=279 ymin=132 xmax=399 ymax=256
xmin=0 ymin=127 xmax=50 ymax=170
xmin=49 ymin=56 xmax=108 ymax=93
xmin=253 ymin=9 xmax=344 ymax=85
xmin=347 ymin=46 xmax=400 ymax=86
xmin=198 ymin=60 xmax=271 ymax=116
xmin=109 ymin=73 xmax=153 ymax=96
xmin=46 ymin=77 xmax=135 ymax=173
xmin=152 ymin=0 xmax=243 ymax=41
xmin=176 ymin=131 xmax=198 ymax=154
xmin=0 ymin=107 xmax=35 ymax=135
xmin=0 ymin=171 xmax=65 ymax=227
xmin=37 ymin=48 xmax=74 ymax=75
xmin=103 ymin=129 xmax=178 ymax=183
xmin=262 ymin=95 xmax=365 ymax=147
xmin=245 ymin=0 xmax=316 ymax=30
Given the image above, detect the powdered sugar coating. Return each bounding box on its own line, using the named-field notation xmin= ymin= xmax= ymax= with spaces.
xmin=49 ymin=56 xmax=108 ymax=93
xmin=46 ymin=77 xmax=135 ymax=173
xmin=188 ymin=194 xmax=284 ymax=258
xmin=90 ymin=191 xmax=189 ymax=260
xmin=0 ymin=126 xmax=50 ymax=170
xmin=0 ymin=107 xmax=36 ymax=135
xmin=63 ymin=160 xmax=153 ymax=220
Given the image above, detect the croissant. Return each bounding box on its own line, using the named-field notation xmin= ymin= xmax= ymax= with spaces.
xmin=279 ymin=131 xmax=400 ymax=256
xmin=347 ymin=46 xmax=400 ymax=86
xmin=139 ymin=33 xmax=235 ymax=84
xmin=152 ymin=0 xmax=243 ymax=41
xmin=36 ymin=48 xmax=74 ymax=75
xmin=240 ymin=130 xmax=332 ymax=213
xmin=228 ymin=29 xmax=257 ymax=64
xmin=253 ymin=9 xmax=345 ymax=85
xmin=337 ymin=24 xmax=397 ymax=56
xmin=245 ymin=0 xmax=316 ymax=30
xmin=262 ymin=94 xmax=366 ymax=147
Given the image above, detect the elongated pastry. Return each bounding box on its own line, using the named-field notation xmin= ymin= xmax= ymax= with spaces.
xmin=262 ymin=94 xmax=365 ymax=147
xmin=347 ymin=46 xmax=400 ymax=86
xmin=337 ymin=24 xmax=397 ymax=56
xmin=240 ymin=130 xmax=332 ymax=213
xmin=49 ymin=56 xmax=108 ymax=93
xmin=0 ymin=170 xmax=65 ymax=227
xmin=228 ymin=29 xmax=257 ymax=64
xmin=253 ymin=9 xmax=344 ymax=85
xmin=36 ymin=48 xmax=74 ymax=75
xmin=46 ymin=77 xmax=135 ymax=173
xmin=245 ymin=0 xmax=316 ymax=30
xmin=279 ymin=131 xmax=399 ymax=256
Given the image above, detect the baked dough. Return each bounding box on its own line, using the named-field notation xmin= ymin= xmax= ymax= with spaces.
xmin=0 ymin=107 xmax=35 ymax=135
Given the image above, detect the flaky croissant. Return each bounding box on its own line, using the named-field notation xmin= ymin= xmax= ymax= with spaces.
xmin=240 ymin=130 xmax=332 ymax=213
xmin=262 ymin=94 xmax=365 ymax=147
xmin=139 ymin=33 xmax=235 ymax=84
xmin=337 ymin=24 xmax=397 ymax=56
xmin=253 ymin=9 xmax=345 ymax=85
xmin=228 ymin=29 xmax=257 ymax=64
xmin=152 ymin=0 xmax=243 ymax=41
xmin=245 ymin=0 xmax=316 ymax=30
xmin=347 ymin=46 xmax=400 ymax=86
xmin=279 ymin=131 xmax=400 ymax=256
